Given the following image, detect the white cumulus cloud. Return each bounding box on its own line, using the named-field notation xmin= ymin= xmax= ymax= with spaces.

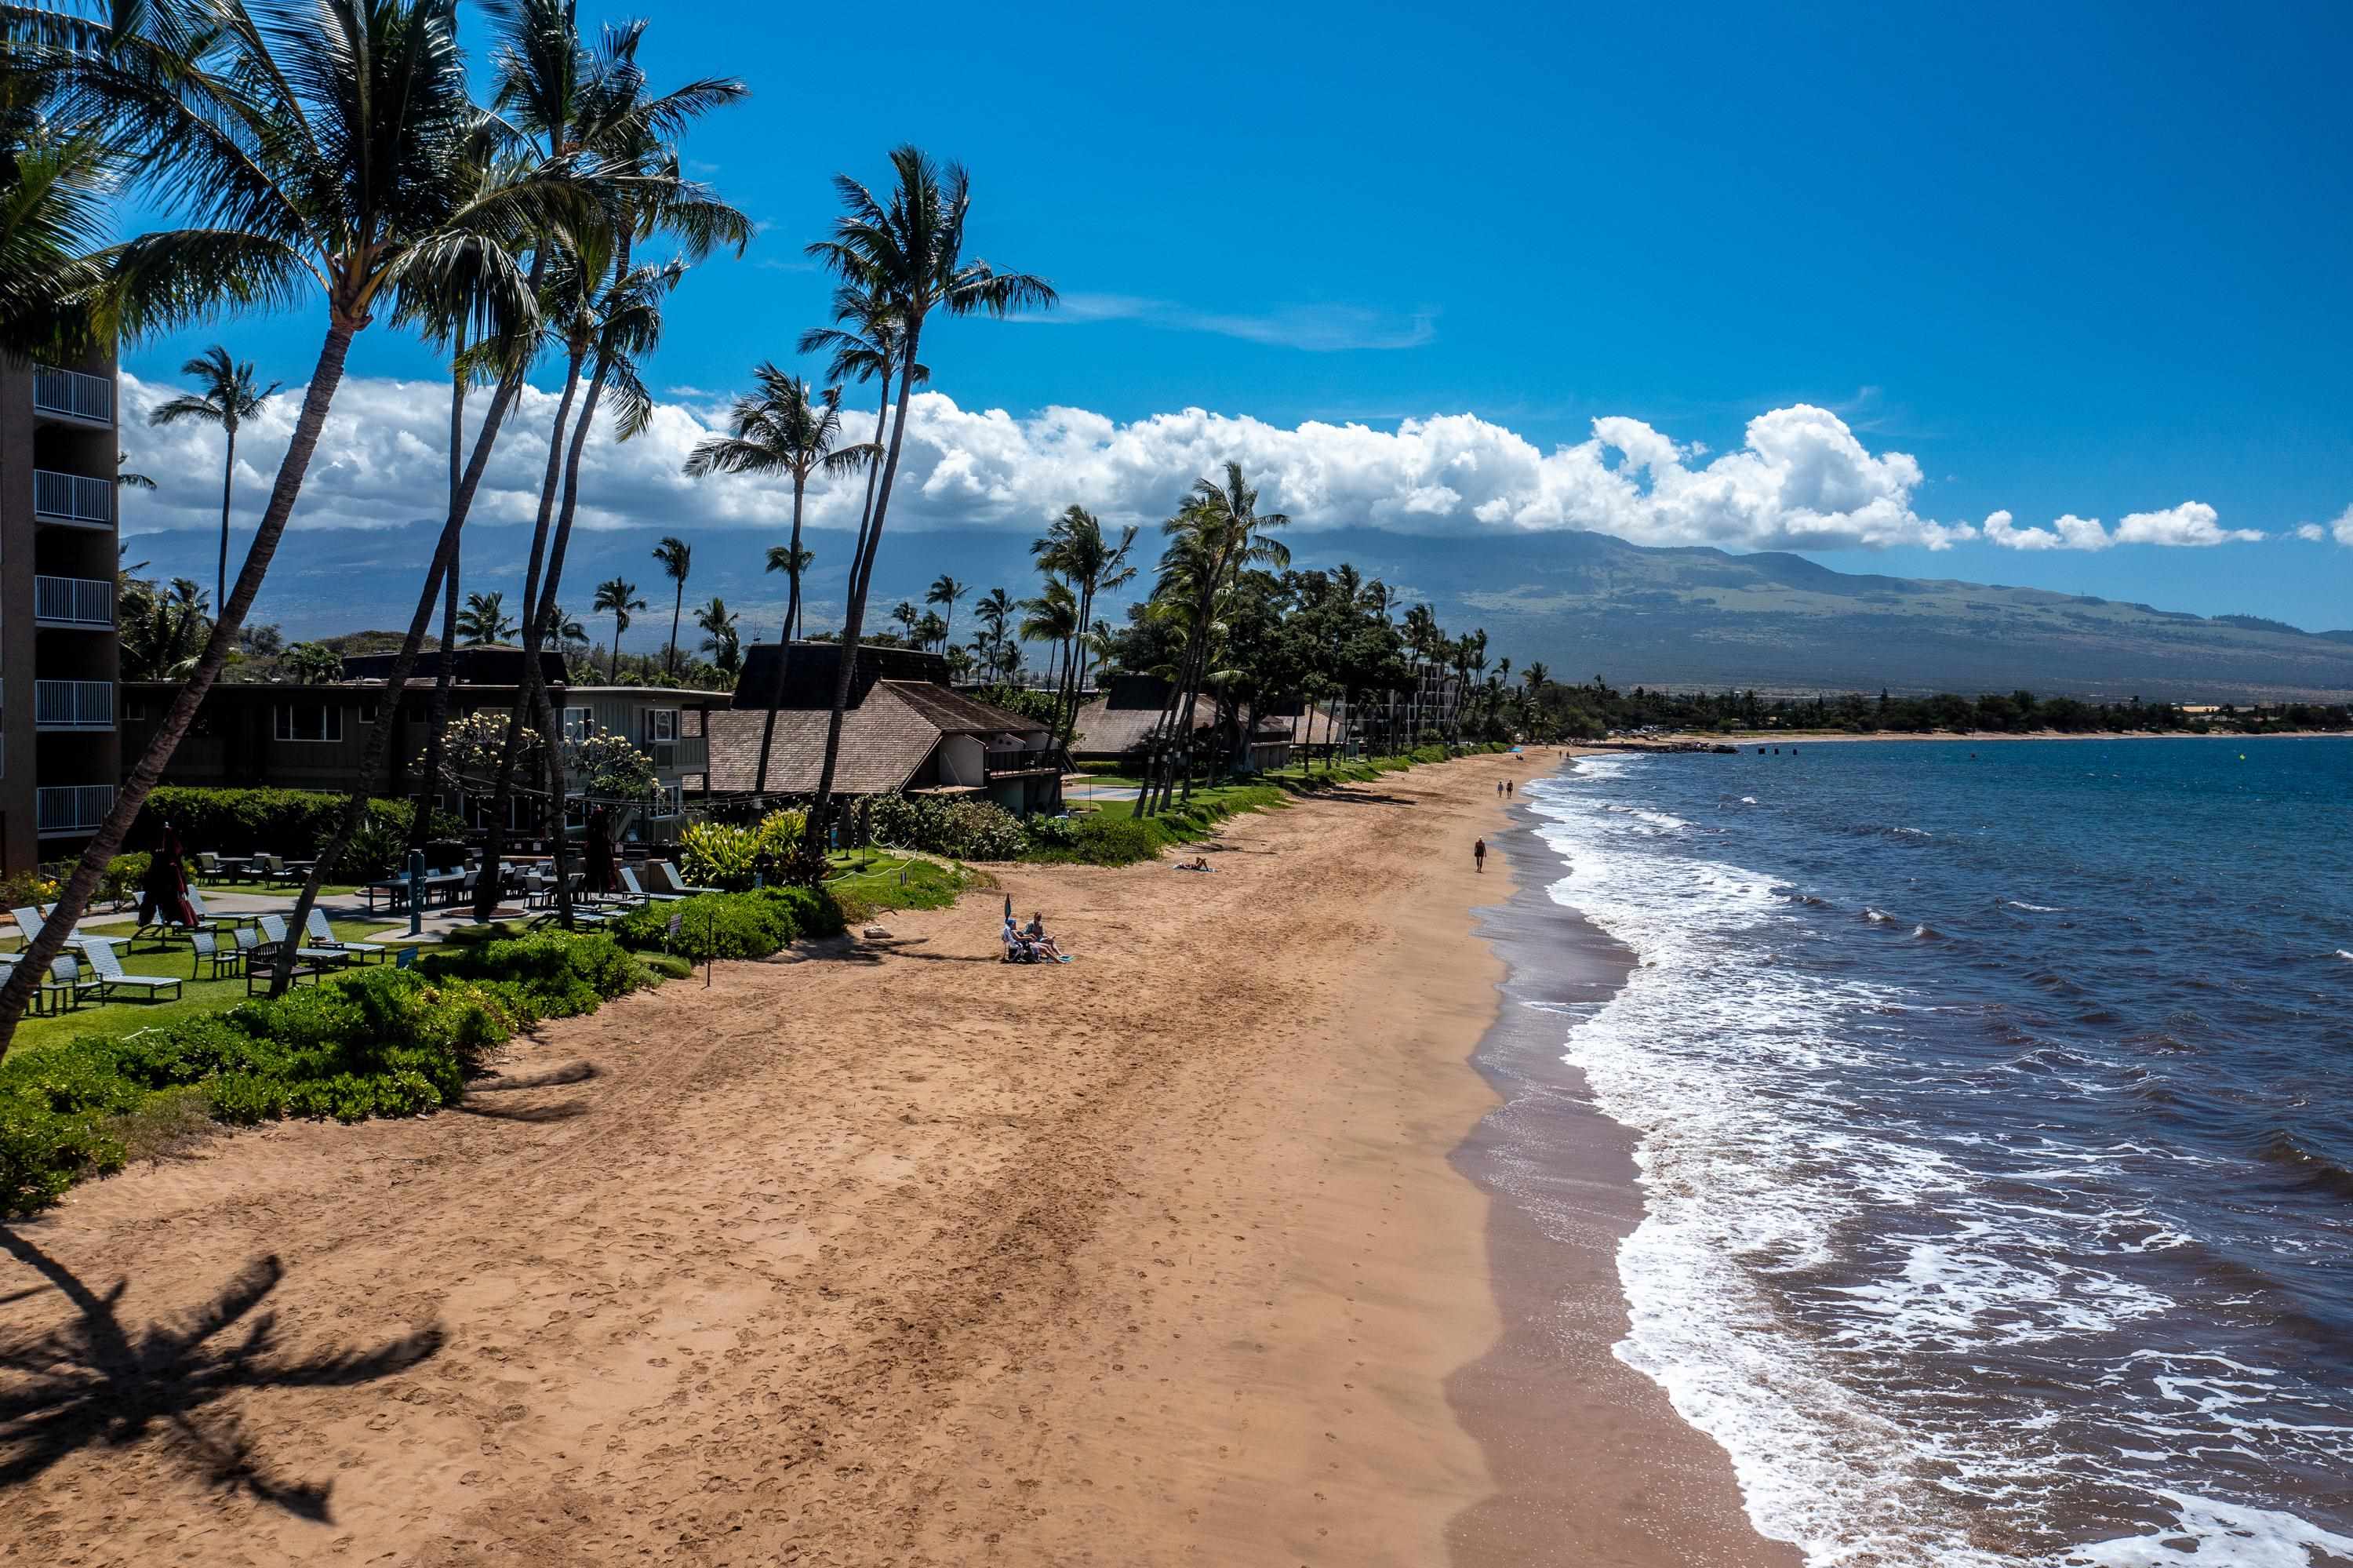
xmin=1982 ymin=501 xmax=2262 ymax=551
xmin=119 ymin=374 xmax=1991 ymax=553
xmin=115 ymin=373 xmax=2264 ymax=561
xmin=2296 ymin=523 xmax=2327 ymax=542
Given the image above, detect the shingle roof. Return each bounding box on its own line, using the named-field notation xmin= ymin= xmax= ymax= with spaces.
xmin=881 ymin=682 xmax=1049 ymax=738
xmin=1069 ymin=693 xmax=1293 ymax=757
xmin=703 ymin=681 xmax=1053 ymax=795
xmin=704 ymin=685 xmax=940 ymax=795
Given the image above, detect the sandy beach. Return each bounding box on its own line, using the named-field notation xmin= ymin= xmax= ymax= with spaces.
xmin=1 ymin=751 xmax=1782 ymax=1566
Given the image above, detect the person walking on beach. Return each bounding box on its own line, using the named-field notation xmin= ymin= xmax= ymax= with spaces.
xmin=1506 ymin=780 xmax=1515 ymax=798
xmin=1473 ymin=837 xmax=1487 ymax=873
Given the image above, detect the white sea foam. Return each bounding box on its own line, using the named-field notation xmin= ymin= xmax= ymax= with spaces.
xmin=1518 ymin=768 xmax=2353 ymax=1567
xmin=2006 ymin=899 xmax=2067 ymax=913
xmin=2066 ymin=1491 xmax=2353 ymax=1566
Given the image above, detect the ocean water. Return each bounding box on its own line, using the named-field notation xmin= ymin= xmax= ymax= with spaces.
xmin=1521 ymin=738 xmax=2353 ymax=1566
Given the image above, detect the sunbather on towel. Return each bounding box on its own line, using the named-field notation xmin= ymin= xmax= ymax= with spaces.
xmin=1176 ymin=856 xmax=1213 ymax=872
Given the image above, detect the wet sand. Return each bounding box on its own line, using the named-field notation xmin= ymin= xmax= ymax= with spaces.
xmin=0 ymin=751 xmax=1780 ymax=1566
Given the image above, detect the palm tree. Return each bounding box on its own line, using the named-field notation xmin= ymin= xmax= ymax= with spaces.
xmin=1032 ymin=505 xmax=1136 ymax=745
xmin=0 ymin=27 xmax=111 ymax=361
xmin=466 ymin=0 xmax=747 ymax=926
xmin=546 ymin=602 xmax=587 ymax=648
xmin=146 ymin=345 xmax=281 ymax=612
xmin=926 ymin=573 xmax=967 ymax=651
xmin=1142 ymin=464 xmax=1289 ymax=812
xmin=765 ymin=544 xmax=813 ymax=637
xmin=914 ymin=609 xmax=947 ymax=651
xmin=890 ymin=599 xmax=919 ymax=644
xmin=685 ymin=366 xmax=866 ymax=792
xmin=654 ymin=536 xmax=692 ymax=677
xmin=1018 ymin=578 xmax=1079 ymax=713
xmin=693 ymin=595 xmax=740 ymax=675
xmin=973 ymin=587 xmax=1014 ymax=678
xmin=593 ymin=576 xmax=646 ymax=681
xmin=283 ymin=642 xmax=344 ymax=683
xmin=456 ymin=590 xmax=516 ymax=644
xmin=798 ymin=146 xmax=1054 ymax=861
xmin=1 ymin=0 xmax=590 ymax=1040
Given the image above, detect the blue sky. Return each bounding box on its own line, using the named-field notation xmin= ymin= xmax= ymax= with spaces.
xmin=118 ymin=0 xmax=2353 ymax=628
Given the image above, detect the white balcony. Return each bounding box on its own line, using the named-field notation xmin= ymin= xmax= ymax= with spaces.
xmin=35 ymin=678 xmax=114 ymax=730
xmin=37 ymin=784 xmax=115 ymax=835
xmin=31 ymin=363 xmax=115 ymax=424
xmin=32 ymin=574 xmax=115 ymax=627
xmin=33 ymin=468 xmax=115 ymax=528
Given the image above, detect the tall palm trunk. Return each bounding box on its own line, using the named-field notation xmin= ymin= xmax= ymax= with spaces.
xmin=0 ymin=319 xmax=361 ymax=1050
xmin=411 ymin=351 xmax=470 ymax=854
xmin=215 ymin=426 xmax=235 ymax=615
xmin=473 ymin=345 xmax=583 ymax=921
xmin=752 ymin=473 xmax=807 ymax=797
xmin=278 ymin=371 xmax=524 ymax=991
xmin=608 ymin=617 xmax=621 ymax=682
xmin=665 ymin=580 xmax=682 ymax=676
xmin=803 ymin=364 xmax=901 ymax=860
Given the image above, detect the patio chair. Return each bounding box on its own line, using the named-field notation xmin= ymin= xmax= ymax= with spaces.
xmin=616 ymin=864 xmax=686 ymax=904
xmin=652 ymin=860 xmax=722 ymax=897
xmin=191 ymin=929 xmax=244 ymax=980
xmin=84 ymin=939 xmax=185 ymax=1002
xmin=254 ymin=853 xmax=295 ymax=886
xmin=304 ymin=908 xmax=387 ymax=964
xmin=38 ymin=955 xmax=93 ymax=1014
xmin=195 ymin=851 xmax=224 ymax=879
xmin=239 ymin=922 xmax=334 ymax=995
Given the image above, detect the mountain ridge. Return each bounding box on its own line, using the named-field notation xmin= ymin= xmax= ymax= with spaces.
xmin=126 ymin=520 xmax=2353 ymax=704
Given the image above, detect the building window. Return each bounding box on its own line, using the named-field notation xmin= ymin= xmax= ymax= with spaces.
xmin=273 ymin=702 xmax=344 ymax=743
xmin=563 ymin=706 xmax=592 ymax=742
xmin=656 ymin=782 xmax=684 ymax=817
xmin=644 ymin=708 xmax=678 ymax=744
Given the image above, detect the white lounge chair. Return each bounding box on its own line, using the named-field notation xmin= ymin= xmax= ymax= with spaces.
xmin=191 ymin=929 xmax=243 ymax=980
xmin=259 ymin=914 xmax=350 ymax=968
xmin=84 ymin=939 xmax=185 ymax=1001
xmin=305 ymin=908 xmax=387 ymax=963
xmin=616 ymin=864 xmax=685 ymax=904
xmin=652 ymin=860 xmax=721 ymax=897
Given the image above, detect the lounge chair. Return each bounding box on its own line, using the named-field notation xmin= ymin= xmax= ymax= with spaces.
xmin=617 ymin=864 xmax=686 ymax=904
xmin=83 ymin=939 xmax=185 ymax=1002
xmin=651 ymin=860 xmax=721 ymax=897
xmin=38 ymin=955 xmax=93 ymax=1013
xmin=191 ymin=929 xmax=243 ymax=980
xmin=305 ymin=908 xmax=387 ymax=963
xmin=187 ymin=886 xmax=261 ymax=930
xmin=259 ymin=915 xmax=350 ymax=969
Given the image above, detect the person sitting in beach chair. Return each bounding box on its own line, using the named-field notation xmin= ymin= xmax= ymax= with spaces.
xmin=1023 ymin=912 xmax=1065 ymax=961
xmin=1001 ymin=915 xmax=1042 ymax=964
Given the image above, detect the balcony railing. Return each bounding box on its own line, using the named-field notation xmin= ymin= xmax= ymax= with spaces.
xmin=643 ymin=734 xmax=708 ymax=773
xmin=32 ymin=468 xmax=115 ymax=527
xmin=32 ymin=574 xmax=115 ymax=627
xmin=31 ymin=363 xmax=114 ymax=424
xmin=985 ymin=748 xmax=1059 ymax=777
xmin=37 ymin=784 xmax=115 ymax=835
xmin=35 ymin=679 xmax=114 ymax=729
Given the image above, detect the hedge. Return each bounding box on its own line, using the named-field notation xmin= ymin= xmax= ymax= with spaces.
xmin=133 ymin=787 xmax=464 ymax=880
xmin=866 ymin=794 xmax=1027 ymax=860
xmin=608 ymin=886 xmax=845 ymax=963
xmin=0 ymin=930 xmax=649 ymax=1217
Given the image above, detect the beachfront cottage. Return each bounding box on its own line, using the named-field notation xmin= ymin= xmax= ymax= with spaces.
xmin=1068 ymin=674 xmax=1302 ymax=772
xmin=704 ymin=642 xmax=1063 ymax=816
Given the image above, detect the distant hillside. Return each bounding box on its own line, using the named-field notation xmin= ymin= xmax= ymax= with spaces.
xmin=129 ymin=520 xmax=2353 ymax=704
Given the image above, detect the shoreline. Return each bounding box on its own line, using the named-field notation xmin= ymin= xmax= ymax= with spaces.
xmin=0 ymin=751 xmax=1556 ymax=1565
xmin=1445 ymin=763 xmax=1802 ymax=1567
xmin=1627 ymin=726 xmax=2350 ymax=747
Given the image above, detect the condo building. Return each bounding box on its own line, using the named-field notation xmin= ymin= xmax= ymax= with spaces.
xmin=0 ymin=351 xmax=122 ymax=875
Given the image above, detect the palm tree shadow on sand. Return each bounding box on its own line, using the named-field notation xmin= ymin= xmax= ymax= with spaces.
xmin=0 ymin=1228 xmax=443 ymax=1520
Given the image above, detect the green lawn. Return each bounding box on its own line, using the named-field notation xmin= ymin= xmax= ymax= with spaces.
xmin=824 ymin=850 xmax=975 ymax=921
xmin=5 ymin=917 xmax=405 ymax=1056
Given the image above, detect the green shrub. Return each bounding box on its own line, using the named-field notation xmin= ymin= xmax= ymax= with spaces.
xmin=97 ymin=853 xmax=152 ymax=910
xmin=866 ymin=793 xmax=1027 ymax=860
xmin=1024 ymin=812 xmax=1160 ymax=866
xmin=417 ymin=930 xmax=648 ymax=1019
xmin=0 ymin=868 xmax=60 ymax=909
xmin=641 ymin=951 xmax=694 ymax=980
xmin=0 ymin=1101 xmax=123 ymax=1215
xmin=611 ymin=890 xmax=792 ymax=962
xmin=678 ymin=809 xmax=807 ymax=891
xmin=769 ymin=883 xmax=846 ymax=938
